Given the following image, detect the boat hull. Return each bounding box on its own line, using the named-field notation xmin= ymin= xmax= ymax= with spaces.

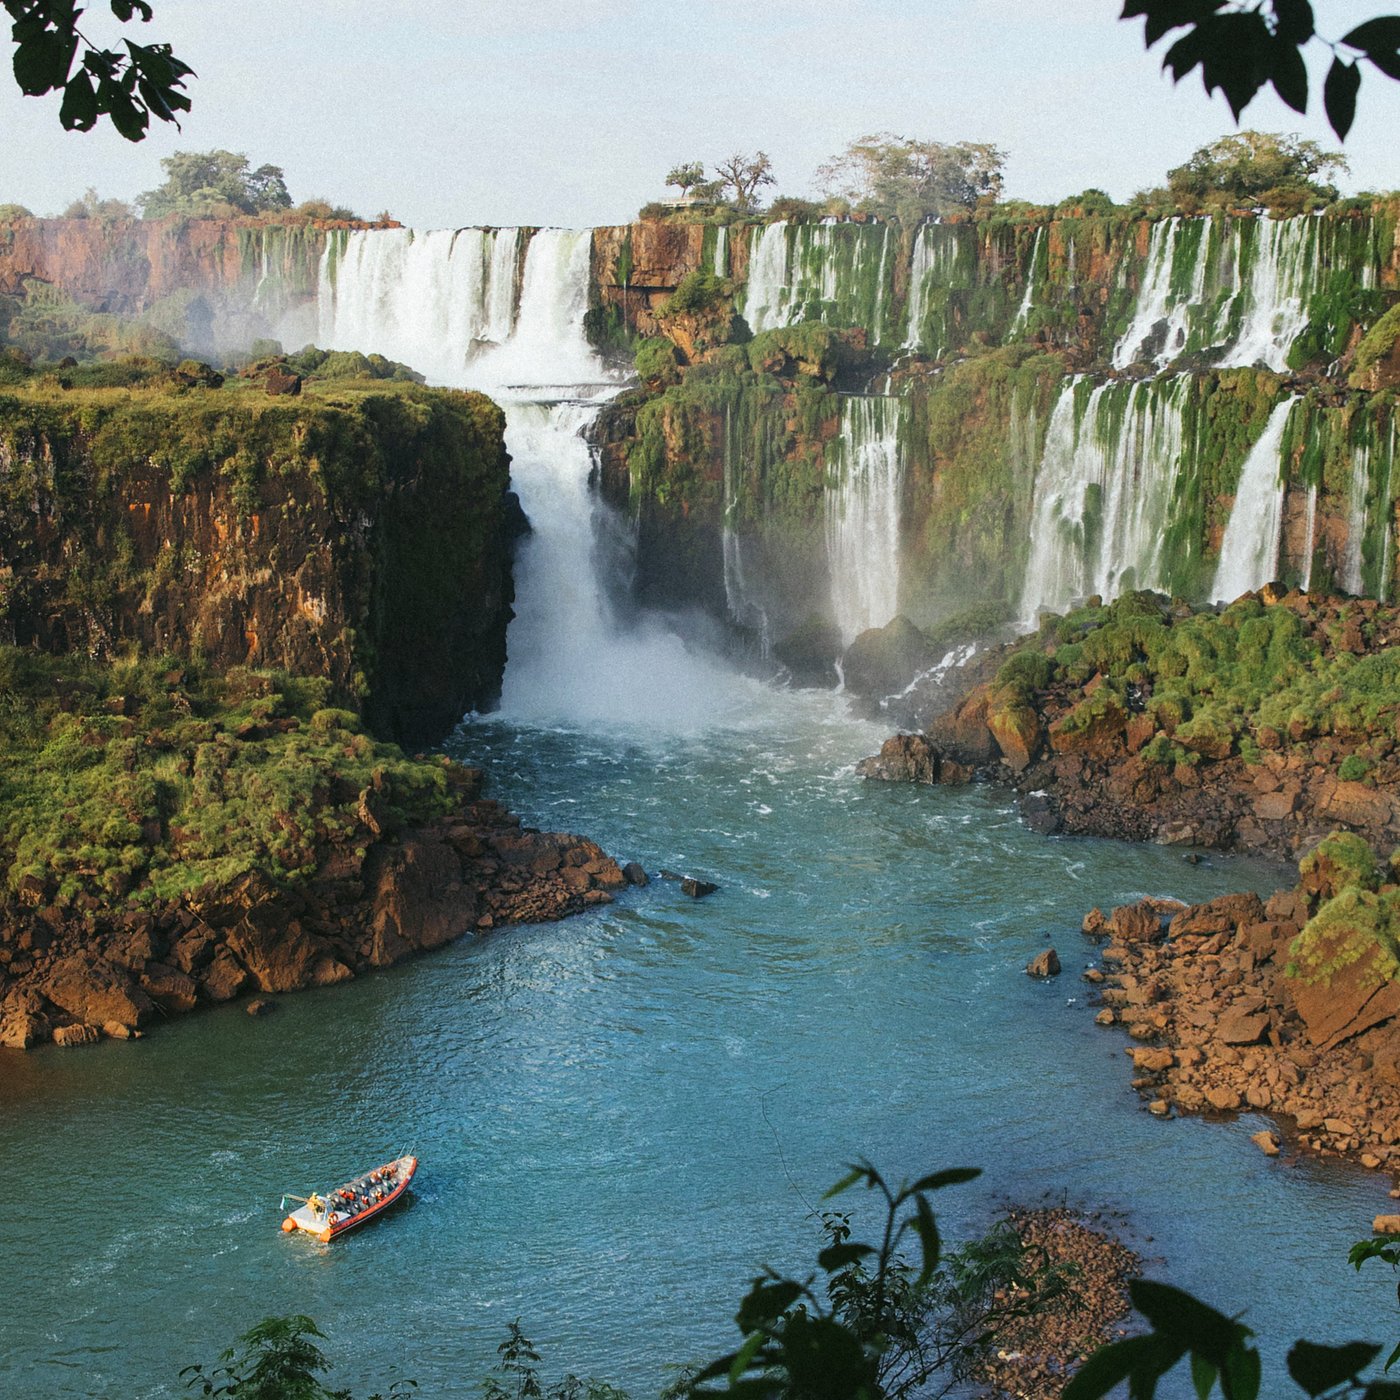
xmin=281 ymin=1155 xmax=417 ymax=1242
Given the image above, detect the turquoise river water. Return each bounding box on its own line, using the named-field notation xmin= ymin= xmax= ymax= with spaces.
xmin=0 ymin=679 xmax=1391 ymax=1399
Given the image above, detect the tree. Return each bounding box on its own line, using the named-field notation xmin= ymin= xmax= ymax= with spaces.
xmin=714 ymin=151 xmax=775 ymax=213
xmin=1122 ymin=0 xmax=1400 ymax=141
xmin=1164 ymin=130 xmax=1348 ymax=212
xmin=817 ymin=134 xmax=1005 ymax=224
xmin=138 ymin=150 xmax=293 ymax=219
xmin=5 ymin=0 xmax=192 ymax=140
xmin=61 ymin=185 xmax=135 ymax=219
xmin=665 ymin=162 xmax=707 ymax=198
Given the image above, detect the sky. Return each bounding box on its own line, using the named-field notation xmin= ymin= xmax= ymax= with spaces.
xmin=3 ymin=0 xmax=1400 ymax=228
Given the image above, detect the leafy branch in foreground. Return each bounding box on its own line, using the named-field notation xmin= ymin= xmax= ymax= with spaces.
xmin=1121 ymin=0 xmax=1400 ymax=140
xmin=6 ymin=0 xmax=193 ymax=139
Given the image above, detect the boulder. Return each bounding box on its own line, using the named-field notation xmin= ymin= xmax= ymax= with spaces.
xmin=987 ymin=691 xmax=1042 ymax=772
xmin=200 ymin=948 xmax=249 ymax=1003
xmin=226 ymin=905 xmax=352 ymax=994
xmin=41 ymin=952 xmax=154 ymax=1031
xmin=52 ymin=1022 xmax=100 ymax=1048
xmin=1026 ymin=948 xmax=1061 ymax=978
xmin=929 ymin=683 xmax=998 ymax=765
xmin=840 ymin=616 xmax=935 ymax=699
xmin=681 ymin=877 xmax=718 ymax=899
xmin=1216 ymin=1009 xmax=1269 ymax=1045
xmin=246 ymin=998 xmax=277 ymax=1017
xmin=1251 ymin=1130 xmax=1281 ymax=1157
xmin=1318 ymin=779 xmax=1395 ymax=830
xmin=1373 ymin=1215 xmax=1400 ymax=1235
xmin=139 ymin=963 xmax=199 ymax=1014
xmin=856 ymin=733 xmax=940 ymax=785
xmin=365 ymin=833 xmax=476 ymax=965
xmin=622 ymin=862 xmax=649 ymax=887
xmin=772 ymin=618 xmax=841 ymax=689
xmin=264 ymin=365 xmax=302 ymax=396
xmin=1109 ymin=902 xmax=1163 ymax=943
xmin=1205 ymin=1085 xmax=1243 ymax=1112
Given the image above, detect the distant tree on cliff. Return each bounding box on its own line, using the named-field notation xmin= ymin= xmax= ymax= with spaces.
xmin=1121 ymin=0 xmax=1400 ymax=140
xmin=5 ymin=0 xmax=192 ymax=139
xmin=1129 ymin=129 xmax=1349 ymax=215
xmin=817 ymin=134 xmax=1005 ymax=224
xmin=138 ymin=150 xmax=293 ymax=219
xmin=714 ymin=151 xmax=775 ymax=213
xmin=61 ymin=186 xmax=135 ymax=220
xmin=665 ymin=162 xmax=707 ymax=199
xmin=1165 ymin=130 xmax=1348 ymax=211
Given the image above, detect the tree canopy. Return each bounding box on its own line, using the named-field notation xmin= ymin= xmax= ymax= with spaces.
xmin=713 ymin=151 xmax=775 ymax=212
xmin=138 ymin=150 xmax=293 ymax=219
xmin=1165 ymin=130 xmax=1348 ymax=212
xmin=817 ymin=134 xmax=1005 ymax=224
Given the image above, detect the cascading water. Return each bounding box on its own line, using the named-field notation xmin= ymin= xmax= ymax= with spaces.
xmin=1019 ymin=377 xmax=1188 ymax=624
xmin=1112 ymin=216 xmax=1376 ymax=374
xmin=1008 ymin=227 xmax=1044 ymax=336
xmin=827 ymin=396 xmax=904 ymax=645
xmin=741 ymin=220 xmax=892 ymax=339
xmin=1343 ymin=444 xmax=1373 ymax=596
xmin=713 ymin=225 xmax=728 ymax=277
xmin=1212 ymin=398 xmax=1299 ymax=601
xmin=318 ymin=226 xmax=523 ymax=383
xmin=320 ymin=224 xmax=742 ymax=729
xmin=720 ymin=403 xmax=770 ymax=649
xmin=1301 ymin=484 xmax=1318 ymax=593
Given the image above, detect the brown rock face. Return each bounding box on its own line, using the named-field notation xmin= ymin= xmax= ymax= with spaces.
xmin=856 ymin=733 xmax=940 ymax=784
xmin=1026 ymin=947 xmax=1061 ymax=978
xmin=988 ymin=693 xmax=1042 ymax=772
xmin=1108 ymin=902 xmax=1163 ymax=943
xmin=42 ymin=952 xmax=154 ymax=1029
xmin=1318 ymin=780 xmax=1396 ymax=830
xmin=1290 ymin=942 xmax=1400 ymax=1052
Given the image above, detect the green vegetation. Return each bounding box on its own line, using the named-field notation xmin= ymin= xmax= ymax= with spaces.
xmin=0 ymin=647 xmax=459 ymax=910
xmin=139 ymin=150 xmax=292 ymax=219
xmin=816 ymin=134 xmax=1005 ymax=223
xmin=1160 ymin=131 xmax=1347 ymax=215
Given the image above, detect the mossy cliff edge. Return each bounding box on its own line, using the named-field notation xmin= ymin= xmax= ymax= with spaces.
xmin=0 ymin=375 xmax=515 ymax=745
xmin=0 ymin=369 xmax=635 ymax=1052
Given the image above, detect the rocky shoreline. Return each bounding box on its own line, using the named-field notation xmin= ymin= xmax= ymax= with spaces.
xmin=1074 ymin=874 xmax=1400 ymax=1185
xmin=857 ymin=588 xmax=1400 ymax=867
xmin=0 ymin=765 xmax=634 ymax=1051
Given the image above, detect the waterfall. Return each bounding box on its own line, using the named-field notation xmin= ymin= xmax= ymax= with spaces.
xmin=1009 ymin=227 xmax=1044 ymax=336
xmin=1225 ymin=218 xmax=1317 ymax=372
xmin=1019 ymin=377 xmax=1189 ymax=624
xmin=713 ymin=225 xmax=728 ymax=277
xmin=1212 ymin=398 xmax=1298 ymax=602
xmin=741 ymin=220 xmax=892 ymax=339
xmin=1343 ymin=444 xmax=1372 ymax=596
xmin=317 ymin=226 xmax=524 ymax=384
xmin=902 ymin=223 xmax=970 ymax=355
xmin=1301 ymin=484 xmax=1318 ymax=592
xmin=721 ymin=402 xmax=770 ymax=649
xmin=827 ymin=396 xmax=904 ymax=646
xmin=1112 ymin=216 xmax=1373 ymax=373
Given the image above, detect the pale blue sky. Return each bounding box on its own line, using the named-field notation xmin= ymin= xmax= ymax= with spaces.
xmin=2 ymin=0 xmax=1399 ymax=226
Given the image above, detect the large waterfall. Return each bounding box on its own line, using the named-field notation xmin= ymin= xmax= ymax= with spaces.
xmin=1020 ymin=377 xmax=1188 ymax=624
xmin=1212 ymin=398 xmax=1299 ymax=601
xmin=319 ymin=226 xmax=739 ymax=728
xmin=827 ymin=396 xmax=905 ymax=645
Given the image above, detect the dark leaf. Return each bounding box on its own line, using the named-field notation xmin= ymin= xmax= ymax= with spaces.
xmin=12 ymin=21 xmax=78 ymax=95
xmin=59 ymin=65 xmax=97 ymax=128
xmin=1129 ymin=1281 xmax=1244 ymax=1365
xmin=1341 ymin=16 xmax=1400 ymax=51
xmin=1364 ymin=1384 xmax=1400 ymax=1400
xmin=912 ymin=1192 xmax=941 ymax=1286
xmin=1191 ymin=1353 xmax=1218 ymax=1400
xmin=1288 ymin=1340 xmax=1383 ymax=1396
xmin=1221 ymin=1339 xmax=1261 ymax=1400
xmin=110 ymin=0 xmax=154 ymax=18
xmin=1271 ymin=38 xmax=1308 ymax=112
xmin=822 ymin=1167 xmax=867 ymax=1201
xmin=1064 ymin=1335 xmax=1186 ymax=1400
xmin=816 ymin=1243 xmax=875 ymax=1272
xmin=1198 ymin=12 xmax=1274 ymax=119
xmin=1163 ymin=24 xmax=1211 ymax=79
xmin=1324 ymin=56 xmax=1361 ymax=138
xmin=906 ymin=1168 xmax=980 ymax=1193
xmin=735 ymin=1279 xmax=804 ymax=1333
xmin=1271 ymin=0 xmax=1314 ymax=45
xmin=1387 ymin=1340 xmax=1400 ymax=1372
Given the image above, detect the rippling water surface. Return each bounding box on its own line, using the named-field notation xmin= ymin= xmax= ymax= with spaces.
xmin=0 ymin=685 xmax=1387 ymax=1398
